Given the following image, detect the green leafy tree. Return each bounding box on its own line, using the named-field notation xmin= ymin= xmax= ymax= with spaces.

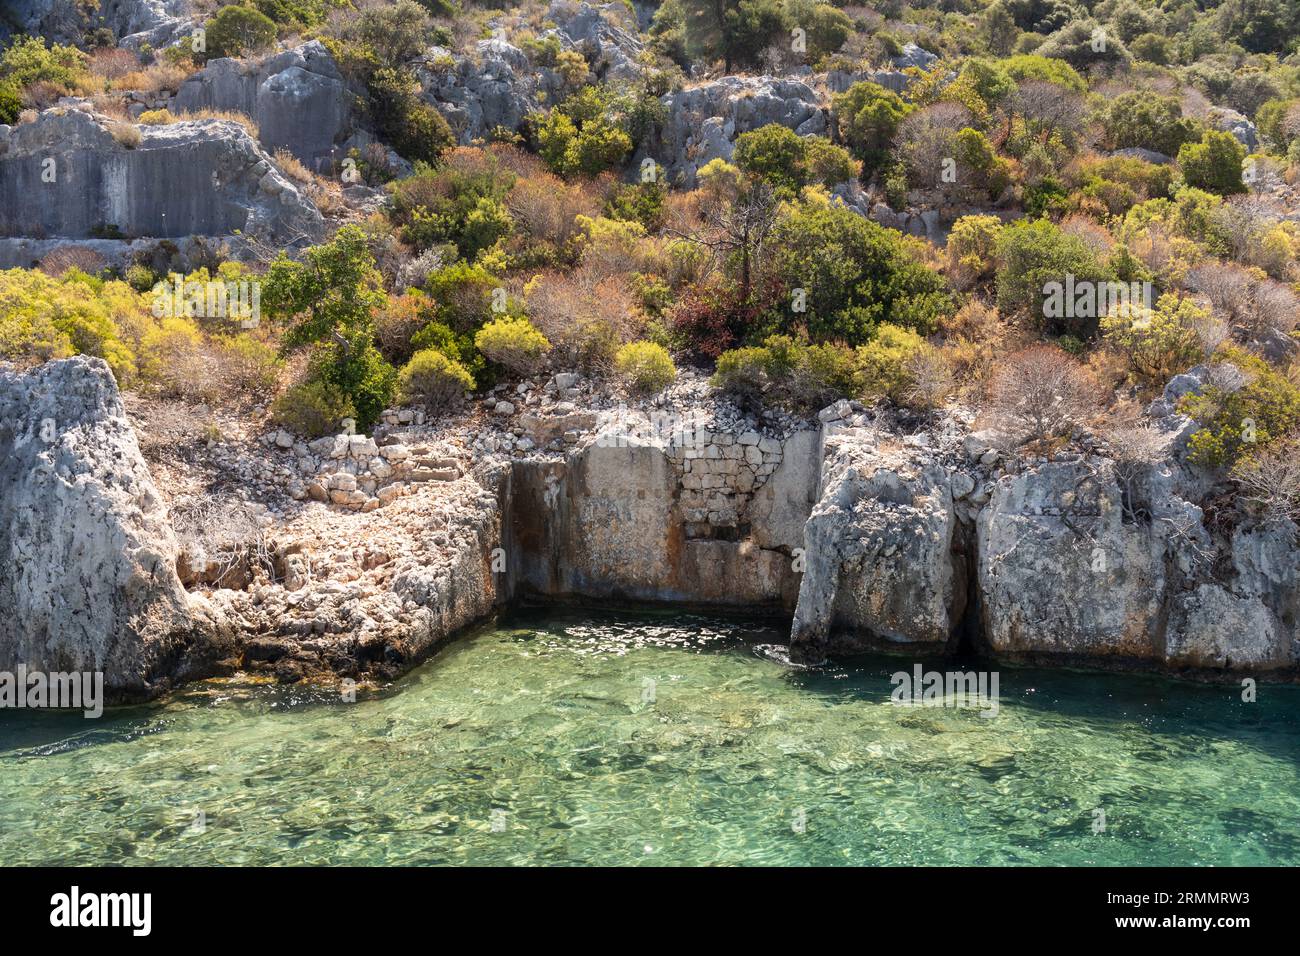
xmin=204 ymin=5 xmax=278 ymax=59
xmin=994 ymin=218 xmax=1115 ymax=335
xmin=831 ymin=81 xmax=912 ymax=176
xmin=1097 ymin=92 xmax=1200 ymax=157
xmin=263 ymin=226 xmax=396 ymax=430
xmin=684 ymin=0 xmax=786 ymax=72
xmin=1178 ymin=131 xmax=1247 ymax=196
xmin=762 ymin=200 xmax=952 ymax=344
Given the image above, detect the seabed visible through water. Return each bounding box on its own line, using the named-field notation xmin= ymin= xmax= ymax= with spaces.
xmin=2 ymin=607 xmax=1298 ymax=865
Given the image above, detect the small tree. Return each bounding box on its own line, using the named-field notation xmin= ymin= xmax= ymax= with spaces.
xmin=987 ymin=345 xmax=1100 ymax=444
xmin=205 ymin=6 xmax=278 ymax=60
xmin=1100 ymin=293 xmax=1207 ymax=384
xmin=262 ymin=226 xmax=396 ymax=431
xmin=832 ymin=81 xmax=911 ymax=176
xmin=1178 ymin=131 xmax=1248 ymax=196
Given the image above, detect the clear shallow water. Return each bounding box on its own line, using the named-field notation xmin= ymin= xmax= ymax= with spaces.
xmin=2 ymin=608 xmax=1299 ymax=866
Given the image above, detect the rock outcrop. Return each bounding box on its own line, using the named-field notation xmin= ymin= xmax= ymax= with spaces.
xmin=419 ymin=39 xmax=565 ymax=143
xmin=0 ymin=357 xmax=232 ymax=700
xmin=173 ymin=42 xmax=356 ymax=167
xmin=791 ymin=430 xmax=968 ymax=661
xmin=651 ymin=76 xmax=828 ymax=187
xmin=0 ymin=107 xmax=324 ymax=244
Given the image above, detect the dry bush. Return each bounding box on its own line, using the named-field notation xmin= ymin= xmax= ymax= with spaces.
xmin=506 ymin=170 xmax=599 ymax=249
xmin=171 ymin=494 xmax=270 ymax=590
xmin=37 ymin=246 xmax=108 ymax=277
xmin=1254 ymin=281 xmax=1300 ymax=335
xmin=172 ymin=108 xmax=260 ymax=139
xmin=986 ymin=345 xmax=1102 ymax=444
xmin=21 ymin=80 xmax=67 ymax=110
xmin=1104 ymin=415 xmax=1168 ymax=518
xmin=524 ymin=267 xmax=642 ymax=370
xmin=1190 ymin=261 xmax=1255 ymax=323
xmin=273 ymin=148 xmax=312 ymax=183
xmin=108 ymin=121 xmax=141 ymax=148
xmin=902 ymin=347 xmax=955 ymax=411
xmin=896 ymin=102 xmax=974 ymax=189
xmin=88 ymin=48 xmax=140 ymax=80
xmin=1060 ymin=214 xmax=1114 ymax=257
xmin=1235 ymin=439 xmax=1300 ymax=524
xmin=935 ymin=299 xmax=1030 ymax=395
xmin=110 ymin=62 xmax=190 ymax=94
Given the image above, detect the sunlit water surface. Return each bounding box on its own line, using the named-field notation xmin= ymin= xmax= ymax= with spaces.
xmin=2 ymin=608 xmax=1298 ymax=865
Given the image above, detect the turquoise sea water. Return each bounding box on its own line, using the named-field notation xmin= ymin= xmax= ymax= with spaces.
xmin=2 ymin=608 xmax=1298 ymax=866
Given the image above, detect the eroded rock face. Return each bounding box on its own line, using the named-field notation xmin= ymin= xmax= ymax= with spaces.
xmin=508 ymin=419 xmax=811 ymax=607
xmin=0 ymin=107 xmax=323 ymax=243
xmin=419 ymin=40 xmax=565 ymax=144
xmin=652 ymin=76 xmax=828 ymax=187
xmin=174 ymin=42 xmax=355 ymax=166
xmin=0 ymin=357 xmax=231 ymax=699
xmin=544 ymin=1 xmax=645 ymax=82
xmin=790 ymin=430 xmax=966 ymax=661
xmin=976 ymin=460 xmax=1169 ymax=662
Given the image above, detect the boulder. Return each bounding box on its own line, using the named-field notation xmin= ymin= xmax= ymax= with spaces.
xmin=0 ymin=107 xmax=323 ymax=244
xmin=418 ymin=40 xmax=565 ymax=144
xmin=0 ymin=357 xmax=232 ymax=700
xmin=174 ymin=41 xmax=355 ymax=167
xmin=976 ymin=460 xmax=1168 ymax=662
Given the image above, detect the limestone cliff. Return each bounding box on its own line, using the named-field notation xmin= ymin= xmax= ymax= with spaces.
xmin=0 ymin=357 xmax=233 ymax=699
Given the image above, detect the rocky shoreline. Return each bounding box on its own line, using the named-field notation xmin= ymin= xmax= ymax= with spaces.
xmin=2 ymin=356 xmax=1295 ymax=705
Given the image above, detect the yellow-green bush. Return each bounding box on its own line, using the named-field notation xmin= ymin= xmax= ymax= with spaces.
xmin=272 ymin=379 xmax=357 ymax=439
xmin=1179 ymin=348 xmax=1300 ymax=469
xmin=474 ymin=317 xmax=551 ymax=374
xmin=398 ymin=348 xmax=475 ymax=412
xmin=614 ymin=340 xmax=675 ymax=395
xmin=0 ymin=268 xmax=142 ymax=382
xmin=854 ymin=323 xmax=929 ymax=401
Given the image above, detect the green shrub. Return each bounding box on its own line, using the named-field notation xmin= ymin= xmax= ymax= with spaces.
xmin=271 ymin=379 xmax=357 ymax=438
xmin=535 ymin=89 xmax=633 ymax=179
xmin=1177 ymin=131 xmax=1248 ymax=196
xmin=733 ymin=124 xmax=858 ymax=193
xmin=614 ymin=340 xmax=676 ymax=395
xmin=831 ymin=81 xmax=911 ymax=175
xmin=854 ymin=323 xmax=928 ymax=402
xmin=1096 ymin=92 xmax=1200 ymax=157
xmin=474 ymin=316 xmax=551 ymax=374
xmin=398 ymin=348 xmax=475 ymax=411
xmin=204 ymin=5 xmax=278 ymax=59
xmin=763 ymin=200 xmax=952 ymax=344
xmin=994 ymin=218 xmax=1114 ymax=335
xmin=368 ymin=68 xmax=456 ymax=165
xmin=1100 ymin=294 xmax=1206 ymax=384
xmin=1179 ymin=349 xmax=1300 ymax=470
